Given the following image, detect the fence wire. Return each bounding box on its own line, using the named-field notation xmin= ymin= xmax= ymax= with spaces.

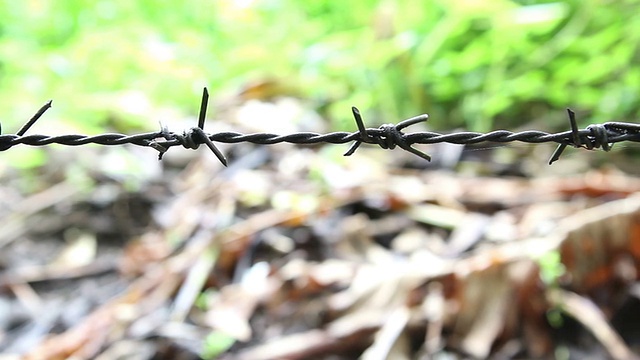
xmin=2 ymin=88 xmax=640 ymax=166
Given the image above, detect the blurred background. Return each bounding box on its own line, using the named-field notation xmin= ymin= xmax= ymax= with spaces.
xmin=2 ymin=1 xmax=640 ymax=359
xmin=1 ymin=0 xmax=639 ymax=167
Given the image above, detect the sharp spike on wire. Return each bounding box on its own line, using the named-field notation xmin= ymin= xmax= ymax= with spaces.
xmin=395 ymin=113 xmax=431 ymax=161
xmin=396 ymin=114 xmax=429 ymax=131
xmin=548 ymin=108 xmax=579 ymax=165
xmin=16 ymin=100 xmax=52 ymax=136
xmin=344 ymin=106 xmax=369 ymax=156
xmin=567 ymin=108 xmax=581 ymax=147
xmin=195 ymin=87 xmax=227 ymax=166
xmin=343 ymin=140 xmax=361 ymax=156
xmin=398 ymin=141 xmax=432 ymax=162
xmin=199 ymin=129 xmax=228 ymax=166
xmin=197 ymin=87 xmax=209 ymax=130
xmin=351 ymin=106 xmax=368 ymax=136
xmin=548 ymin=144 xmax=567 ymax=165
xmin=344 ymin=107 xmax=433 ymax=161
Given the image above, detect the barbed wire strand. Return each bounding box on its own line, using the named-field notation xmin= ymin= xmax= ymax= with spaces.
xmin=1 ymin=87 xmax=640 ymax=166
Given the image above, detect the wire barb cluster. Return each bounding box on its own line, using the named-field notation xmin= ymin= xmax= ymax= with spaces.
xmin=1 ymin=87 xmax=640 ymax=166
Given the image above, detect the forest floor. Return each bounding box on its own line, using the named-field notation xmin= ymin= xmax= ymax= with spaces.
xmin=1 ymin=99 xmax=640 ymax=359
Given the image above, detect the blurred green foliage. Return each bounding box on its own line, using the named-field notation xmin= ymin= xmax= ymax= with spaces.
xmin=0 ymin=0 xmax=639 ymax=135
xmin=202 ymin=331 xmax=236 ymax=359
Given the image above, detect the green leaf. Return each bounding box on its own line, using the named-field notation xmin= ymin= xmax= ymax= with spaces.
xmin=201 ymin=332 xmax=236 ymax=359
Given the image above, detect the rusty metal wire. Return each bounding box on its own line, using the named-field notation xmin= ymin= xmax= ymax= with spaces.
xmin=2 ymin=88 xmax=640 ymax=166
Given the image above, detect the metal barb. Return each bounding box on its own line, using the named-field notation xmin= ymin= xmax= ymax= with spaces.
xmin=193 ymin=127 xmax=228 ymax=166
xmin=0 ymin=100 xmax=53 ymax=151
xmin=396 ymin=114 xmax=429 ymax=131
xmin=195 ymin=87 xmax=227 ymax=166
xmin=548 ymin=144 xmax=567 ymax=165
xmin=16 ymin=100 xmax=53 ymax=136
xmin=548 ymin=108 xmax=581 ymax=165
xmin=148 ymin=87 xmax=228 ymax=165
xmin=567 ymin=108 xmax=581 ymax=146
xmin=344 ymin=107 xmax=431 ymax=161
xmin=548 ymin=109 xmax=619 ymax=164
xmin=393 ymin=114 xmax=431 ymax=161
xmin=343 ymin=107 xmax=369 ymax=156
xmin=198 ymin=87 xmax=209 ymax=130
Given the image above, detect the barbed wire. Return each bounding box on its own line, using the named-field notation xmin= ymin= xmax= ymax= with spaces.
xmin=2 ymin=88 xmax=640 ymax=166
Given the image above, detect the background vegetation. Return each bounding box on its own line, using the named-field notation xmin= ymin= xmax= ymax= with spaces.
xmin=0 ymin=0 xmax=639 ymax=158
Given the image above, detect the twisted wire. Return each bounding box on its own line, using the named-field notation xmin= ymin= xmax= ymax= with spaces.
xmin=2 ymin=89 xmax=640 ymax=166
xmin=2 ymin=128 xmax=639 ymax=147
xmin=2 ymin=129 xmax=632 ymax=147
